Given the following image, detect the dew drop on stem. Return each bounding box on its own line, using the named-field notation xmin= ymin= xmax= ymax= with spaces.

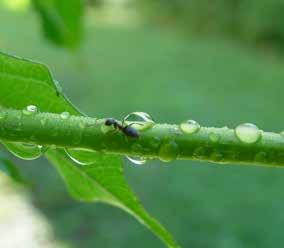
xmin=159 ymin=140 xmax=179 ymax=163
xmin=22 ymin=105 xmax=38 ymax=116
xmin=235 ymin=123 xmax=261 ymax=144
xmin=60 ymin=111 xmax=70 ymax=120
xmin=180 ymin=120 xmax=200 ymax=134
xmin=123 ymin=112 xmax=155 ymax=131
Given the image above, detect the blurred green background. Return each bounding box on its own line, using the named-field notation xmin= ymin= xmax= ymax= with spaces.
xmin=0 ymin=0 xmax=284 ymax=247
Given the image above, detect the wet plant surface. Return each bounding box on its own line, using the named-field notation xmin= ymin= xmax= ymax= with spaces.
xmin=0 ymin=5 xmax=284 ymax=248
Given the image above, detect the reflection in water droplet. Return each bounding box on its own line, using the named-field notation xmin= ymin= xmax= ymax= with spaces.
xmin=209 ymin=132 xmax=220 ymax=143
xmin=123 ymin=112 xmax=155 ymax=131
xmin=159 ymin=141 xmax=179 ymax=163
xmin=126 ymin=156 xmax=146 ymax=165
xmin=65 ymin=148 xmax=97 ymax=165
xmin=2 ymin=142 xmax=44 ymax=160
xmin=180 ymin=120 xmax=200 ymax=134
xmin=22 ymin=105 xmax=38 ymax=116
xmin=235 ymin=123 xmax=261 ymax=144
xmin=60 ymin=111 xmax=70 ymax=120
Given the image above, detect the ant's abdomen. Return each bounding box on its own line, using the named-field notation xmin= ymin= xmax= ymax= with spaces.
xmin=123 ymin=126 xmax=139 ymax=138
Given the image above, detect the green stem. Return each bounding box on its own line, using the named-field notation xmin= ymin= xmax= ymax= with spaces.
xmin=0 ymin=109 xmax=283 ymax=166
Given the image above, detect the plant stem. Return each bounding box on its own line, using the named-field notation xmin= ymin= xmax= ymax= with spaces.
xmin=0 ymin=109 xmax=283 ymax=166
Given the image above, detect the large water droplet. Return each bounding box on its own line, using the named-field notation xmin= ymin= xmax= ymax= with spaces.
xmin=22 ymin=105 xmax=38 ymax=116
xmin=159 ymin=140 xmax=179 ymax=163
xmin=235 ymin=123 xmax=261 ymax=144
xmin=2 ymin=142 xmax=44 ymax=160
xmin=65 ymin=148 xmax=97 ymax=165
xmin=126 ymin=156 xmax=146 ymax=165
xmin=123 ymin=112 xmax=155 ymax=131
xmin=60 ymin=111 xmax=70 ymax=120
xmin=209 ymin=132 xmax=220 ymax=143
xmin=180 ymin=120 xmax=200 ymax=134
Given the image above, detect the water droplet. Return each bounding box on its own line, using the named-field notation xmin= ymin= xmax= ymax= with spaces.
xmin=123 ymin=112 xmax=155 ymax=131
xmin=60 ymin=111 xmax=70 ymax=120
xmin=209 ymin=132 xmax=220 ymax=143
xmin=159 ymin=140 xmax=179 ymax=163
xmin=254 ymin=152 xmax=267 ymax=163
xmin=2 ymin=142 xmax=44 ymax=160
xmin=126 ymin=156 xmax=146 ymax=165
xmin=180 ymin=120 xmax=200 ymax=134
xmin=54 ymin=80 xmax=63 ymax=95
xmin=65 ymin=148 xmax=97 ymax=165
xmin=22 ymin=105 xmax=38 ymax=116
xmin=235 ymin=123 xmax=261 ymax=144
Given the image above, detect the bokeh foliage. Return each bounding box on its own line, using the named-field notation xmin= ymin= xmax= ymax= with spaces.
xmin=137 ymin=0 xmax=284 ymax=49
xmin=32 ymin=0 xmax=83 ymax=49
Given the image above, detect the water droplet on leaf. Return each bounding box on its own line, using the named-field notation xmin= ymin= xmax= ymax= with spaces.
xmin=180 ymin=120 xmax=200 ymax=134
xmin=235 ymin=123 xmax=261 ymax=144
xmin=65 ymin=148 xmax=97 ymax=165
xmin=3 ymin=142 xmax=44 ymax=160
xmin=126 ymin=156 xmax=146 ymax=165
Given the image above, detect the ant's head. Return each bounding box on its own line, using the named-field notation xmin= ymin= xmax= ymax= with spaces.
xmin=105 ymin=118 xmax=117 ymax=126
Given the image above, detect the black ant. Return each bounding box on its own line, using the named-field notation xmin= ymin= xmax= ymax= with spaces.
xmin=105 ymin=118 xmax=140 ymax=138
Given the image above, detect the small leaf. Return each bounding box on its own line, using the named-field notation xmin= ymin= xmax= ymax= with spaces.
xmin=0 ymin=52 xmax=180 ymax=247
xmin=46 ymin=149 xmax=179 ymax=247
xmin=32 ymin=0 xmax=83 ymax=49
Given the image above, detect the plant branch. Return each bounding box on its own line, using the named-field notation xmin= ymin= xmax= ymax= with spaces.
xmin=0 ymin=109 xmax=283 ymax=166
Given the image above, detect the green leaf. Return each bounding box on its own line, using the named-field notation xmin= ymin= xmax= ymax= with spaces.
xmin=0 ymin=150 xmax=28 ymax=185
xmin=0 ymin=51 xmax=179 ymax=247
xmin=32 ymin=0 xmax=83 ymax=49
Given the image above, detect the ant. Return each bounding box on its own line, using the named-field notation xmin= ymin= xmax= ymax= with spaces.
xmin=105 ymin=118 xmax=140 ymax=138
